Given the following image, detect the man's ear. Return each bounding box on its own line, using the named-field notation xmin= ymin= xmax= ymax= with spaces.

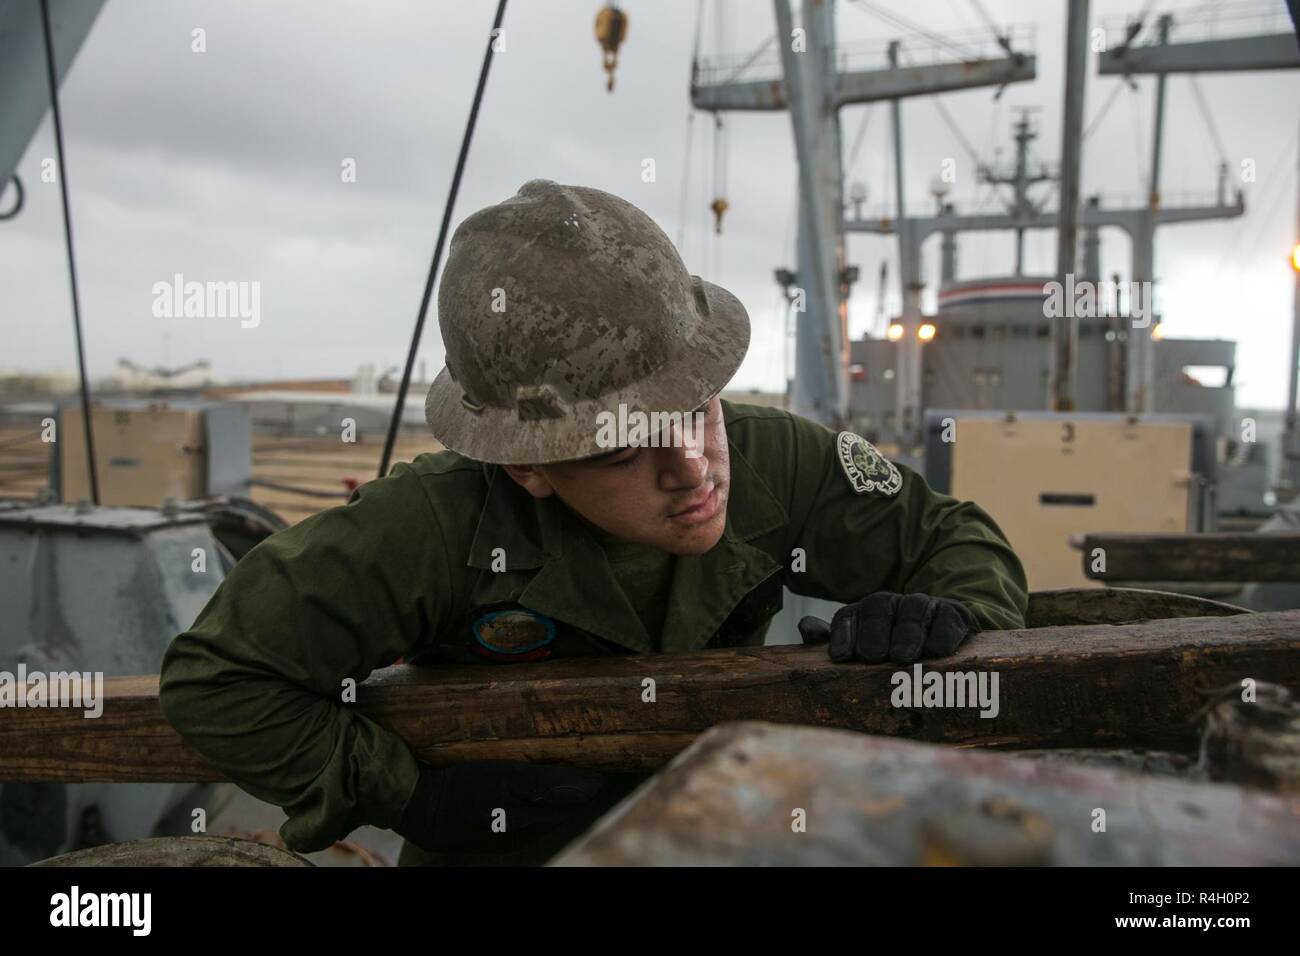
xmin=502 ymin=464 xmax=555 ymax=499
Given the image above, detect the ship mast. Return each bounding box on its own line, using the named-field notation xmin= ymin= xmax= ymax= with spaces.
xmin=1097 ymin=2 xmax=1300 ymax=434
xmin=978 ymin=110 xmax=1055 ymax=277
xmin=1049 ymin=0 xmax=1090 ymax=412
xmin=692 ymin=0 xmax=1035 ymax=432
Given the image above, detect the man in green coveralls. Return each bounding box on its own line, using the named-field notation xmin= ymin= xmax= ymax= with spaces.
xmin=160 ymin=180 xmax=1028 ymax=866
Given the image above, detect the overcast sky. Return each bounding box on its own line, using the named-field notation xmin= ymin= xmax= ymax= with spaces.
xmin=2 ymin=0 xmax=1298 ymax=408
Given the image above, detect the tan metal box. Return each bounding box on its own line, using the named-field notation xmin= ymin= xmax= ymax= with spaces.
xmin=56 ymin=402 xmax=250 ymax=507
xmin=925 ymin=412 xmax=1212 ymax=591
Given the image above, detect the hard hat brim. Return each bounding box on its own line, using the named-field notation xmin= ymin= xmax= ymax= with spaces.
xmin=424 ymin=277 xmax=750 ymax=465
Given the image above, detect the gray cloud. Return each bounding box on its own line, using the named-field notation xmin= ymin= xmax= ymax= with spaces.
xmin=1 ymin=0 xmax=1296 ymax=408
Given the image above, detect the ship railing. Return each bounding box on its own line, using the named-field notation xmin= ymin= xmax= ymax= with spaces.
xmin=845 ymin=187 xmax=1240 ymax=225
xmin=693 ymin=24 xmax=1036 ymax=89
xmin=1099 ymin=1 xmax=1292 ymax=48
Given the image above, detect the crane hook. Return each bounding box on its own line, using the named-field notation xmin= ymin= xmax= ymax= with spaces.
xmin=594 ymin=5 xmax=628 ymax=93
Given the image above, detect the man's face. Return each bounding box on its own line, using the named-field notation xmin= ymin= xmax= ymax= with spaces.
xmin=503 ymin=396 xmax=730 ymax=555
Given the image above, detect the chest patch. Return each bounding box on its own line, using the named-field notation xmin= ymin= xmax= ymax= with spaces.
xmin=472 ymin=607 xmax=557 ymax=660
xmin=836 ymin=431 xmax=902 ymax=497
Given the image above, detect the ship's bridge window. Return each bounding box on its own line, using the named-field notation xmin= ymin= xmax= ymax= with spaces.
xmin=1036 ymin=324 xmax=1050 ymax=338
xmin=1011 ymin=324 xmax=1029 ymax=337
xmin=971 ymin=324 xmax=986 ymax=339
xmin=990 ymin=325 xmax=1006 ymax=340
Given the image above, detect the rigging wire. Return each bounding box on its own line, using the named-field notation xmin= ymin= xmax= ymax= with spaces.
xmin=710 ymin=112 xmax=728 ymax=225
xmin=1132 ymin=78 xmax=1149 ymax=198
xmin=1082 ymin=80 xmax=1126 ymax=141
xmin=676 ymin=109 xmax=696 ymax=253
xmin=39 ymin=0 xmax=99 ymax=504
xmin=378 ymin=0 xmax=508 ymax=479
xmin=931 ymin=96 xmax=983 ymax=169
xmin=691 ymin=0 xmax=705 ymax=63
xmin=708 ymin=1 xmax=730 ymax=252
xmin=944 ymin=0 xmax=977 ymax=32
xmin=719 ymin=35 xmax=776 ymax=85
xmin=983 ymin=93 xmax=1003 ymax=166
xmin=900 ymin=45 xmax=983 ymax=175
xmin=968 ymin=0 xmax=999 ymax=35
xmin=1210 ymin=128 xmax=1299 ymax=282
xmin=700 ymin=105 xmax=711 ymax=275
xmin=678 ymin=0 xmax=706 ymax=257
xmin=1113 ymin=0 xmax=1160 ymax=53
xmin=847 ymin=0 xmax=976 ymax=61
xmin=1133 ymin=0 xmax=1160 ymax=34
xmin=1187 ymin=74 xmax=1229 ymax=166
xmin=772 ymin=284 xmax=790 ymax=391
xmin=846 ymin=105 xmax=873 ymax=174
xmin=773 ymin=190 xmax=796 ymax=391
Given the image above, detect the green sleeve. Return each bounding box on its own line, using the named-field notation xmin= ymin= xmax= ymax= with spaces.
xmin=158 ymin=461 xmax=450 ymax=853
xmin=779 ymin=414 xmax=1029 ymax=631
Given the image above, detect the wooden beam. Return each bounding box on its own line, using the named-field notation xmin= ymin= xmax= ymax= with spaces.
xmin=2 ymin=610 xmax=1298 ymax=782
xmin=33 ymin=835 xmax=311 ymax=868
xmin=1077 ymin=532 xmax=1300 ymax=582
xmin=1024 ymin=586 xmax=1247 ymax=627
xmin=552 ymin=722 xmax=1300 ymax=865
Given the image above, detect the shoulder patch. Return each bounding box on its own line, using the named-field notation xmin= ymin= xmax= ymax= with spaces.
xmin=471 ymin=607 xmax=557 ymax=661
xmin=836 ymin=431 xmax=902 ymax=496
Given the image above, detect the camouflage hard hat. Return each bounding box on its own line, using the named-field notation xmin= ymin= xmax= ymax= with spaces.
xmin=425 ymin=179 xmax=750 ymax=464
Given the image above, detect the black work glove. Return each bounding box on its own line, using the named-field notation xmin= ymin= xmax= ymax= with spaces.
xmin=797 ymin=592 xmax=980 ymax=664
xmin=395 ymin=760 xmax=607 ymax=855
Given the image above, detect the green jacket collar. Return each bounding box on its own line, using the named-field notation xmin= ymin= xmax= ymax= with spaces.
xmin=465 ymin=440 xmax=787 ymax=654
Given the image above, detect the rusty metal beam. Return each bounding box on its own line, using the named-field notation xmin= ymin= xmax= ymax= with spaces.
xmin=690 ymin=56 xmax=1036 ymax=112
xmin=553 ymin=722 xmax=1300 ymax=865
xmin=1099 ymin=34 xmax=1300 ymax=75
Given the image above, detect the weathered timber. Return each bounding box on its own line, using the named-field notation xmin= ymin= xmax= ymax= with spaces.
xmin=1025 ymin=586 xmax=1248 ymax=627
xmin=552 ymin=722 xmax=1300 ymax=866
xmin=1078 ymin=532 xmax=1300 ymax=582
xmin=1 ymin=610 xmax=1298 ymax=782
xmin=31 ymin=836 xmax=312 ymax=867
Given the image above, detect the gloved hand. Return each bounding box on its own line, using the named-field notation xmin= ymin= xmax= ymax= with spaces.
xmin=797 ymin=592 xmax=980 ymax=664
xmin=395 ymin=760 xmax=606 ymax=855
